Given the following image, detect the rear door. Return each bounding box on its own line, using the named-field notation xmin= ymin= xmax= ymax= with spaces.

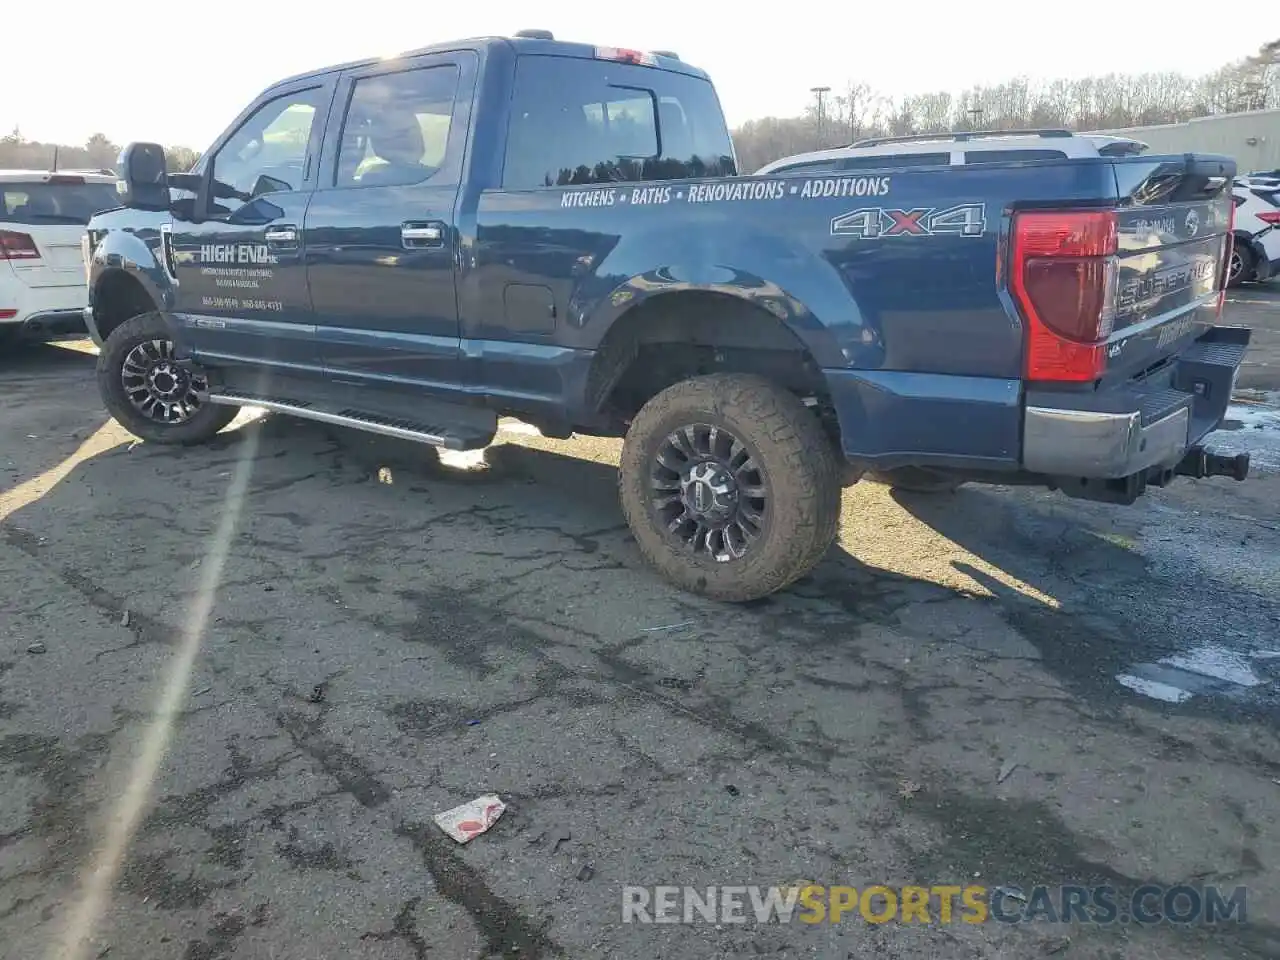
xmin=304 ymin=51 xmax=475 ymax=393
xmin=1 ymin=176 xmax=118 ymax=290
xmin=168 ymin=78 xmax=335 ymax=373
xmin=1102 ymin=157 xmax=1235 ymax=381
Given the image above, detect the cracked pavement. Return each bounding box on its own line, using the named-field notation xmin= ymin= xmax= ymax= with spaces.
xmin=1 ymin=309 xmax=1279 ymax=959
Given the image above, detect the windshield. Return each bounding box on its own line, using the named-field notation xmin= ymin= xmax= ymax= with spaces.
xmin=0 ymin=180 xmax=120 ymax=225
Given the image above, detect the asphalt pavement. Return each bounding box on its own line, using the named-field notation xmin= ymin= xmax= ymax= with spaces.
xmin=1 ymin=291 xmax=1279 ymax=960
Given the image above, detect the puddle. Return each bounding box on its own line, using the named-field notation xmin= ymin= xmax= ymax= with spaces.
xmin=1116 ymin=644 xmax=1279 ymax=704
xmin=1207 ymin=395 xmax=1280 ymax=473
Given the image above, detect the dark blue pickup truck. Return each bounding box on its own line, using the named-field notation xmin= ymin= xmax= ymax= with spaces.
xmin=83 ymin=31 xmax=1252 ymax=602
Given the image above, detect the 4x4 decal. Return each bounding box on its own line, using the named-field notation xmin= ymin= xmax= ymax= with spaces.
xmin=831 ymin=202 xmax=987 ymax=239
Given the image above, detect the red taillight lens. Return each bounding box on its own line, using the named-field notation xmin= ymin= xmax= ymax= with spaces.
xmin=1011 ymin=210 xmax=1118 ymax=383
xmin=1217 ymin=199 xmax=1236 ymax=316
xmin=1257 ymin=211 xmax=1280 ymax=225
xmin=0 ymin=230 xmax=40 ymax=260
xmin=595 ymin=46 xmax=658 ymax=66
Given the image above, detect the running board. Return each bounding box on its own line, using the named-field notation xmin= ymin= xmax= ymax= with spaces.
xmin=207 ymin=391 xmax=496 ymax=451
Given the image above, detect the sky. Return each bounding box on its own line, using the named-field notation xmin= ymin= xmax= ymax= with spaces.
xmin=3 ymin=1 xmax=1265 ymax=150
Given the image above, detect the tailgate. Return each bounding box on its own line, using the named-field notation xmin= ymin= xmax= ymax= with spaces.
xmin=1102 ymin=156 xmax=1235 ymax=382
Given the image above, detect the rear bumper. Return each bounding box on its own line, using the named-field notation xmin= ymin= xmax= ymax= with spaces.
xmin=1023 ymin=325 xmax=1250 ymax=488
xmin=0 ymin=282 xmax=89 ymax=338
xmin=18 ymin=309 xmax=87 ymax=339
xmin=1023 ymin=403 xmax=1189 ymax=479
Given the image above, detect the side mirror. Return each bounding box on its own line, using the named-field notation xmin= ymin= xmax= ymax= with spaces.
xmin=115 ymin=142 xmax=170 ymax=211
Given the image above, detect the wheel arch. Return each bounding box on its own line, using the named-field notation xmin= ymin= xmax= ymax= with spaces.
xmin=585 ymin=289 xmax=833 ymax=425
xmin=91 ymin=268 xmax=164 ymax=343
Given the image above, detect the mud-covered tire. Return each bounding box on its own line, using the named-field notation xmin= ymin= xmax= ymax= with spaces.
xmin=97 ymin=312 xmax=238 ymax=445
xmin=618 ymin=373 xmax=842 ymax=602
xmin=867 ymin=466 xmax=965 ymax=494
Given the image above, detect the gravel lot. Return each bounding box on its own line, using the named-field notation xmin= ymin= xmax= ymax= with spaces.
xmin=1 ymin=291 xmax=1278 ymax=960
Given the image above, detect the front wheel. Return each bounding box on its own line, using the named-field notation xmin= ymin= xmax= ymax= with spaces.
xmin=97 ymin=312 xmax=239 ymax=445
xmin=618 ymin=374 xmax=842 ymax=602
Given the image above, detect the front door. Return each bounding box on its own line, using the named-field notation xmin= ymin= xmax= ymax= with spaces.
xmin=304 ymin=52 xmax=475 ymax=395
xmin=169 ymin=80 xmax=335 ymax=376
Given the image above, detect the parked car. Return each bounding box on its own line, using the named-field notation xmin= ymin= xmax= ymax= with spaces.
xmin=83 ymin=32 xmax=1252 ymax=602
xmin=1229 ymin=177 xmax=1280 ymax=285
xmin=754 ymin=128 xmax=1151 ymax=176
xmin=1 ymin=170 xmax=119 ymax=344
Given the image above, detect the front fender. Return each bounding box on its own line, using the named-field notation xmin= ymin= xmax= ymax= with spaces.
xmin=577 ymin=222 xmax=866 ymax=369
xmin=85 ymin=210 xmax=175 ymax=343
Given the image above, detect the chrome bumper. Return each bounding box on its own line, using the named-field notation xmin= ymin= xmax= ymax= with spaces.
xmin=1023 ymin=405 xmax=1189 ymax=479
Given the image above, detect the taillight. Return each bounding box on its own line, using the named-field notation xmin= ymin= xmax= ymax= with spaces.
xmin=1217 ymin=199 xmax=1236 ymax=317
xmin=0 ymin=230 xmax=41 ymax=261
xmin=1257 ymin=211 xmax=1280 ymax=225
xmin=1010 ymin=210 xmax=1118 ymax=383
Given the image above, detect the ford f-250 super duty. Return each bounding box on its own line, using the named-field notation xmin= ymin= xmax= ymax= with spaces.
xmin=83 ymin=30 xmax=1253 ymax=602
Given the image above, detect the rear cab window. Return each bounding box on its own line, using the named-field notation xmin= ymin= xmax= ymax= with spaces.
xmin=1 ymin=179 xmax=119 ymax=225
xmin=501 ymin=55 xmax=736 ymax=190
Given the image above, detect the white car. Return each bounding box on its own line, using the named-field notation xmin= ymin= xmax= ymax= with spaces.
xmin=1230 ymin=178 xmax=1280 ymax=286
xmin=1 ymin=170 xmax=120 ymax=344
xmin=754 ymin=128 xmax=1151 ymax=176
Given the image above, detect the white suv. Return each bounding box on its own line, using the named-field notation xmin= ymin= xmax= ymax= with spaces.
xmin=1230 ymin=178 xmax=1280 ymax=286
xmin=1 ymin=170 xmax=120 ymax=344
xmin=754 ymin=128 xmax=1150 ymax=176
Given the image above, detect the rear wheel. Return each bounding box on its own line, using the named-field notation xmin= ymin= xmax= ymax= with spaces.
xmin=1228 ymin=243 xmax=1256 ymax=288
xmin=867 ymin=466 xmax=965 ymax=494
xmin=618 ymin=374 xmax=842 ymax=602
xmin=97 ymin=312 xmax=238 ymax=444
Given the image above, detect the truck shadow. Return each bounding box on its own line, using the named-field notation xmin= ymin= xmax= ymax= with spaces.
xmin=884 ymin=484 xmax=1280 ymax=720
xmin=4 ymin=403 xmax=1274 ymax=726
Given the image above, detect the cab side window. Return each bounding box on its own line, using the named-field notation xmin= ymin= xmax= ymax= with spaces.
xmin=335 ymin=65 xmax=460 ymax=188
xmin=212 ymin=88 xmax=325 ymax=197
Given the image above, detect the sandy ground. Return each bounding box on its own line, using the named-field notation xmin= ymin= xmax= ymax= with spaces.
xmin=1 ymin=292 xmax=1278 ymax=960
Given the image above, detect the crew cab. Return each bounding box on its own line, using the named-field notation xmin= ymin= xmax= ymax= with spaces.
xmin=83 ymin=31 xmax=1252 ymax=602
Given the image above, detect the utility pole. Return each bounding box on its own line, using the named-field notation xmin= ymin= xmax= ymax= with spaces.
xmin=967 ymin=107 xmax=984 ymax=129
xmin=811 ymin=86 xmax=831 ymax=142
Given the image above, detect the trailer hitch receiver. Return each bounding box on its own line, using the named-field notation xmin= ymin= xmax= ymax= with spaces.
xmin=1175 ymin=446 xmax=1250 ymax=482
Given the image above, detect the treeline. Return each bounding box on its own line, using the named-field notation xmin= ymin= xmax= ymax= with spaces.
xmin=732 ymin=41 xmax=1280 ymax=172
xmin=0 ymin=129 xmax=200 ymax=174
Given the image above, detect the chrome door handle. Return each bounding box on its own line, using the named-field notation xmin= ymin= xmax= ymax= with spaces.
xmin=402 ymin=221 xmax=445 ymax=249
xmin=264 ymin=226 xmax=297 ymax=244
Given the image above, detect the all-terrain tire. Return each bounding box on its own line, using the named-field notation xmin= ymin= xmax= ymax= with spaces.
xmin=97 ymin=312 xmax=238 ymax=445
xmin=866 ymin=466 xmax=965 ymax=494
xmin=618 ymin=373 xmax=843 ymax=602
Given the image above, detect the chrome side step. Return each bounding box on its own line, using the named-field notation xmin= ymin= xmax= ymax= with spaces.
xmin=208 ymin=392 xmax=492 ymax=450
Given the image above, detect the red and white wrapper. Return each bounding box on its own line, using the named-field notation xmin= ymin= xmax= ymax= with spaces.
xmin=433 ymin=795 xmax=506 ymax=843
